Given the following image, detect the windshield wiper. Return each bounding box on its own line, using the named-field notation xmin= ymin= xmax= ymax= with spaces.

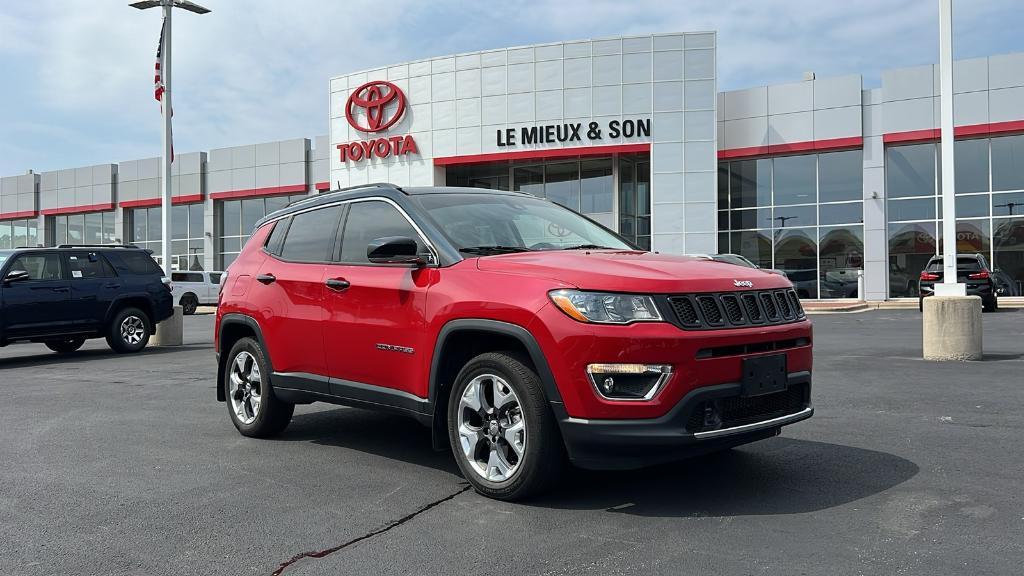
xmin=562 ymin=244 xmax=615 ymax=250
xmin=458 ymin=246 xmax=533 ymax=255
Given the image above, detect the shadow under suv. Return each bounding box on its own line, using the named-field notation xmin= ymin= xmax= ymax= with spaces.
xmin=215 ymin=184 xmax=814 ymax=500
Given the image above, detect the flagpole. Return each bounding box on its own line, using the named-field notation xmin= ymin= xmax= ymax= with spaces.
xmin=160 ymin=0 xmax=172 ymax=274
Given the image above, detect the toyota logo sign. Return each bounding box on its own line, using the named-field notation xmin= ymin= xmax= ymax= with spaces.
xmin=345 ymin=80 xmax=407 ymax=133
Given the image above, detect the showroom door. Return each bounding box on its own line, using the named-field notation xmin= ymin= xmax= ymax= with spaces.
xmin=321 ymin=199 xmax=435 ymax=400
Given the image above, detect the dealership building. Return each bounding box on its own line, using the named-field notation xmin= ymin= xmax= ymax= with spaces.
xmin=2 ymin=32 xmax=1024 ymax=300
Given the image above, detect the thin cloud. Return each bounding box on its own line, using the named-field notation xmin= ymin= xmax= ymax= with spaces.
xmin=1 ymin=0 xmax=1022 ymax=175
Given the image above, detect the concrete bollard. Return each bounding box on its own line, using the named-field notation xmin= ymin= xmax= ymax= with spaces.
xmin=922 ymin=296 xmax=982 ymax=361
xmin=152 ymin=305 xmax=184 ymax=347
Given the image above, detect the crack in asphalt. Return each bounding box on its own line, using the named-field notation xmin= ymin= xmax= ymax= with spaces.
xmin=270 ymin=484 xmax=472 ymax=575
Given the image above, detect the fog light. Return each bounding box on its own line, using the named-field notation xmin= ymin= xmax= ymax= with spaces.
xmin=586 ymin=364 xmax=672 ymax=401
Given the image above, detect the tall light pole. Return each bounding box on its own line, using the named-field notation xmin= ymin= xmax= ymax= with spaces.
xmin=935 ymin=0 xmax=964 ymax=296
xmin=130 ymin=0 xmax=210 ymax=274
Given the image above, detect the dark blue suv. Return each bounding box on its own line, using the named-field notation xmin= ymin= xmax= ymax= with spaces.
xmin=0 ymin=245 xmax=174 ymax=354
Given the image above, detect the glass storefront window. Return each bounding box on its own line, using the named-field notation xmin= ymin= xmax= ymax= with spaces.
xmin=992 ymin=134 xmax=1024 ymax=192
xmin=50 ymin=212 xmax=115 ymax=247
xmin=580 ymin=159 xmax=613 ymax=213
xmin=730 ymin=230 xmax=772 ymax=269
xmin=618 ymin=156 xmax=651 ymax=249
xmin=992 ymin=191 xmax=1024 ymax=217
xmin=820 ymin=202 xmax=863 ymax=225
xmin=130 ymin=205 xmax=206 ymax=271
xmin=888 ymin=197 xmax=936 ymax=222
xmin=887 ymin=143 xmax=936 ymax=198
xmin=544 ymin=162 xmax=580 ymax=210
xmin=955 ymin=138 xmax=989 ymax=194
xmin=717 ymin=165 xmax=729 ymax=210
xmin=818 ymin=150 xmax=862 ymax=203
xmin=729 ymin=158 xmax=771 ymax=208
xmin=773 ymin=227 xmax=818 ymax=298
xmin=955 ymin=194 xmax=989 ymax=219
xmin=447 ymin=164 xmax=511 ymax=190
xmin=888 ymin=221 xmax=936 ymax=297
xmin=0 ymin=219 xmax=38 ymax=249
xmin=729 ymin=207 xmax=770 ymax=231
xmin=993 ymin=217 xmax=1024 ymax=296
xmin=773 ymin=204 xmax=816 ymax=228
xmin=819 ymin=226 xmax=864 ymax=298
xmin=773 ymin=155 xmax=817 ymax=205
xmin=512 ymin=166 xmax=544 ymax=197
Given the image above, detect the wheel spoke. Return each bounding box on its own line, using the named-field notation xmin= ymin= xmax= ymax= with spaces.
xmin=485 ymin=448 xmax=511 ymax=481
xmin=502 ymin=419 xmax=526 ymax=459
xmin=493 ymin=382 xmax=517 ymax=411
xmin=460 ymin=379 xmax=485 ymax=413
xmin=248 ymin=395 xmax=260 ymax=419
xmin=234 ymin=353 xmax=249 ymax=377
xmin=229 ymin=372 xmax=245 ymax=397
xmin=457 ymin=422 xmax=486 ymax=459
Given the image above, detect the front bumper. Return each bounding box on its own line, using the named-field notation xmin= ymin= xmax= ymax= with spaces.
xmin=556 ymin=371 xmax=813 ymax=470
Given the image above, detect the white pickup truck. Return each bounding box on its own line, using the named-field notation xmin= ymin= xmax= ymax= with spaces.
xmin=170 ymin=271 xmax=223 ymax=314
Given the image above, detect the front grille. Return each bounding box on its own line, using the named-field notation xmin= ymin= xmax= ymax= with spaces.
xmin=666 ymin=288 xmax=804 ymax=330
xmin=686 ymin=383 xmax=809 ymax=433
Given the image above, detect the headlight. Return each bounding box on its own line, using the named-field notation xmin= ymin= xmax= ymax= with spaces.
xmin=549 ymin=289 xmax=663 ymax=324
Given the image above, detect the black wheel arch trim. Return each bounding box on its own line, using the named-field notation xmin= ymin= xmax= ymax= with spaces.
xmin=217 ymin=313 xmax=274 ymax=402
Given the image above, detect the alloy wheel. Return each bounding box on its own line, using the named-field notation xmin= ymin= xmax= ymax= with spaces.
xmin=120 ymin=316 xmax=146 ymax=345
xmin=456 ymin=373 xmax=526 ymax=483
xmin=229 ymin=351 xmax=262 ymax=425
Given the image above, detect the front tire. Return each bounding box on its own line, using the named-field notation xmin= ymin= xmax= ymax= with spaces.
xmin=447 ymin=351 xmax=565 ymax=501
xmin=180 ymin=293 xmax=198 ymax=315
xmin=106 ymin=307 xmax=151 ymax=353
xmin=224 ymin=337 xmax=293 ymax=438
xmin=45 ymin=337 xmax=86 ymax=354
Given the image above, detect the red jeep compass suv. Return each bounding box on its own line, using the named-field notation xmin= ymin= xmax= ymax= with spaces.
xmin=215 ymin=184 xmax=813 ymax=500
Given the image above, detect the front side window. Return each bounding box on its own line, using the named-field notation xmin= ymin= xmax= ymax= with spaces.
xmin=340 ymin=201 xmax=424 ymax=264
xmin=279 ymin=206 xmax=342 ymax=262
xmin=8 ymin=253 xmax=63 ymax=281
xmin=416 ymin=193 xmax=631 ymax=253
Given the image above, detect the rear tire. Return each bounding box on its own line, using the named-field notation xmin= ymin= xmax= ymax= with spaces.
xmin=106 ymin=307 xmax=151 ymax=353
xmin=180 ymin=293 xmax=198 ymax=315
xmin=45 ymin=337 xmax=86 ymax=354
xmin=224 ymin=337 xmax=293 ymax=438
xmin=447 ymin=351 xmax=565 ymax=501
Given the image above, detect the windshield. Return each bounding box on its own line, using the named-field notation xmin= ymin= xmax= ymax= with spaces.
xmin=414 ymin=193 xmax=633 ymax=253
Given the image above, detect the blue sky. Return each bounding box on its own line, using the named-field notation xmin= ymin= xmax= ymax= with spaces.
xmin=1 ymin=0 xmax=1022 ymax=175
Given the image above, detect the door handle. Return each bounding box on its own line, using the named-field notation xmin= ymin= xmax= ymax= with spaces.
xmin=256 ymin=274 xmax=276 ymax=285
xmin=104 ymin=283 xmax=122 ymax=289
xmin=325 ymin=278 xmax=350 ymax=291
xmin=52 ymin=287 xmax=70 ymax=293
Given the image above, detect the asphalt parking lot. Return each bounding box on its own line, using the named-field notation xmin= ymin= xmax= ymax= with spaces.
xmin=1 ymin=310 xmax=1022 ymax=575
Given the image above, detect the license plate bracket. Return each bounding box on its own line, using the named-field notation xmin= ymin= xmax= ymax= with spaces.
xmin=741 ymin=354 xmax=788 ymax=397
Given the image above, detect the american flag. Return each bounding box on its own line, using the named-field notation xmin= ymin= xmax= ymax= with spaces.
xmin=154 ymin=16 xmax=174 ymax=161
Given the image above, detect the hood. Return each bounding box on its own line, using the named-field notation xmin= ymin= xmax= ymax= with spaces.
xmin=476 ymin=250 xmax=793 ymax=293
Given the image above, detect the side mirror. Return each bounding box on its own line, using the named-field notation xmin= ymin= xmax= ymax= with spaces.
xmin=367 ymin=236 xmax=425 ymax=266
xmin=4 ymin=270 xmax=31 ymax=284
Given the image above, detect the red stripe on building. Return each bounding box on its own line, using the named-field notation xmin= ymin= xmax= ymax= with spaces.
xmin=717 ymin=137 xmax=862 ymax=160
xmin=209 ymin=184 xmax=308 ymax=200
xmin=0 ymin=210 xmax=39 ymax=220
xmin=118 ymin=194 xmax=204 ymax=208
xmin=40 ymin=203 xmax=115 ymax=216
xmin=315 ymin=181 xmax=331 ymax=191
xmin=884 ymin=120 xmax=1024 ymax=144
xmin=433 ymin=143 xmax=651 ymax=166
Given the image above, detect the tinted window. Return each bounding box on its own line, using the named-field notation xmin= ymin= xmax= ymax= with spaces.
xmin=265 ymin=218 xmax=291 ymax=256
xmin=729 ymin=159 xmax=772 ymax=208
xmin=67 ymin=252 xmax=115 ymax=279
xmin=820 ymin=203 xmax=864 ymax=225
xmin=955 ymin=138 xmax=989 ymax=194
xmin=818 ymin=150 xmax=863 ymax=203
xmin=992 ymin=134 xmax=1024 ymax=192
xmin=887 ymin=144 xmax=936 ymax=198
xmin=279 ymin=206 xmax=342 ymax=262
xmin=340 ymin=201 xmax=422 ymax=264
xmin=172 ymin=272 xmax=204 ymax=283
xmin=208 ymin=273 xmax=223 ymax=284
xmin=8 ymin=253 xmax=63 ymax=280
xmin=773 ymin=155 xmax=817 ymax=205
xmin=116 ymin=251 xmax=165 ymax=275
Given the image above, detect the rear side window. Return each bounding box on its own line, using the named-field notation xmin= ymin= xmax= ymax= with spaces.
xmin=115 ymin=251 xmax=164 ymax=275
xmin=208 ymin=273 xmax=223 ymax=284
xmin=339 ymin=201 xmax=423 ymax=264
xmin=7 ymin=253 xmax=63 ymax=280
xmin=279 ymin=206 xmax=342 ymax=262
xmin=172 ymin=272 xmax=204 ymax=283
xmin=67 ymin=252 xmax=116 ymax=279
